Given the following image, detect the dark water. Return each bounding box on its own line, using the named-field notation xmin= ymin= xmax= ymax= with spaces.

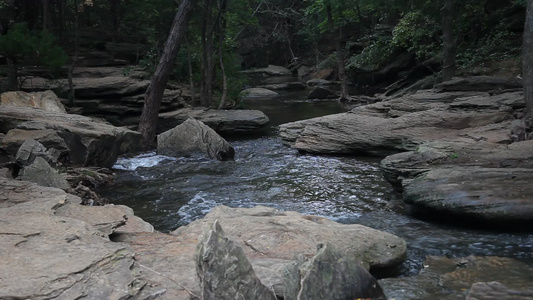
xmin=99 ymin=91 xmax=533 ymax=277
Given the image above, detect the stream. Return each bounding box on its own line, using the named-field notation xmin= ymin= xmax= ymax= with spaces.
xmin=99 ymin=89 xmax=533 ymax=278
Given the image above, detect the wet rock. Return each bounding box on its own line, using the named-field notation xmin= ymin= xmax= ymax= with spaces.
xmin=157 ymin=118 xmax=235 ymax=161
xmin=0 ymin=106 xmax=142 ymax=167
xmin=379 ymin=256 xmax=533 ymax=300
xmin=241 ymin=87 xmax=280 ymax=99
xmin=0 ymin=90 xmax=66 ymax=113
xmin=284 ymin=243 xmax=385 ymax=300
xmin=307 ymin=86 xmax=339 ymax=99
xmin=196 ymin=220 xmax=276 ymax=300
xmin=403 ymin=167 xmax=533 ymax=225
xmin=158 ymin=107 xmax=269 ymax=134
xmin=466 ymin=281 xmax=533 ymax=300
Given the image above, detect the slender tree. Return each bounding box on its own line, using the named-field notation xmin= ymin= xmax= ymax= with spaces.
xmin=442 ymin=0 xmax=455 ymax=81
xmin=217 ymin=0 xmax=228 ymax=109
xmin=138 ymin=0 xmax=195 ymax=147
xmin=325 ymin=0 xmax=349 ymax=101
xmin=524 ymin=0 xmax=533 ymax=119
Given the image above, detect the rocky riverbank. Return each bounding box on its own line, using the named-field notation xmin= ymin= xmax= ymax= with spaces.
xmin=279 ymin=76 xmax=533 ymax=228
xmin=0 ymin=177 xmax=406 ymax=299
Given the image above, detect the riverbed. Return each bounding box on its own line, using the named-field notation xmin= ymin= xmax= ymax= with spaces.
xmin=99 ymin=91 xmax=532 ymax=277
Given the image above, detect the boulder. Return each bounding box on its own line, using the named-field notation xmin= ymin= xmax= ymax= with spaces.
xmin=0 ymin=90 xmax=66 ymax=113
xmin=15 ymin=138 xmax=59 ymax=167
xmin=403 ymin=167 xmax=533 ymax=225
xmin=2 ymin=129 xmax=69 ymax=162
xmin=157 ymin=118 xmax=235 ymax=161
xmin=0 ymin=106 xmax=142 ymax=167
xmin=307 ymin=86 xmax=339 ymax=99
xmin=466 ymin=282 xmax=533 ymax=300
xmin=240 ymin=87 xmax=280 ymax=99
xmin=379 ymin=256 xmax=533 ymax=300
xmin=157 ymin=107 xmax=270 ymax=134
xmin=196 ymin=220 xmax=277 ymax=300
xmin=241 ymin=65 xmax=292 ymax=76
xmin=284 ymin=243 xmax=385 ymax=300
xmin=17 ymin=156 xmax=70 ymax=190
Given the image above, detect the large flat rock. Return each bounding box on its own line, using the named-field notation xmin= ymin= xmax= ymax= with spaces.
xmin=0 ymin=178 xmax=157 ymax=299
xmin=403 ymin=166 xmax=533 ymax=224
xmin=158 ymin=107 xmax=270 ymax=134
xmin=0 ymin=106 xmax=141 ymax=167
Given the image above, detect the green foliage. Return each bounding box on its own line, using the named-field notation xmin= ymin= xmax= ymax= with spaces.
xmin=348 ymin=35 xmax=396 ymax=70
xmin=456 ymin=22 xmax=521 ymax=69
xmin=392 ymin=10 xmax=440 ymax=60
xmin=0 ymin=22 xmax=67 ymax=70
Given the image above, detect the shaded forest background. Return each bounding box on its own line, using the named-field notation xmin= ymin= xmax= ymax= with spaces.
xmin=0 ymin=0 xmax=527 ymax=98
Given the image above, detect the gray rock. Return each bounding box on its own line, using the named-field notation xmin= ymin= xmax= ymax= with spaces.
xmin=0 ymin=90 xmax=66 ymax=113
xmin=0 ymin=178 xmax=150 ymax=299
xmin=241 ymin=87 xmax=280 ymax=99
xmin=196 ymin=220 xmax=277 ymax=300
xmin=15 ymin=138 xmax=59 ymax=167
xmin=158 ymin=107 xmax=269 ymax=134
xmin=72 ymin=76 xmax=150 ymax=98
xmin=258 ymin=82 xmax=307 ymax=91
xmin=242 ymin=65 xmax=292 ymax=76
xmin=2 ymin=129 xmax=69 ymax=162
xmin=279 ymin=108 xmax=508 ymax=155
xmin=174 ymin=205 xmax=407 ymax=271
xmin=284 ymin=243 xmax=385 ymax=300
xmin=18 ymin=156 xmax=70 ymax=190
xmin=307 ymin=86 xmax=339 ymax=99
xmin=435 ymin=76 xmax=522 ymax=92
xmin=380 ymin=256 xmax=533 ymax=300
xmin=0 ymin=106 xmax=142 ymax=167
xmin=306 ymin=78 xmax=334 ymax=86
xmin=466 ymin=282 xmax=533 ymax=300
xmin=157 ymin=118 xmax=235 ymax=161
xmin=403 ymin=167 xmax=533 ymax=224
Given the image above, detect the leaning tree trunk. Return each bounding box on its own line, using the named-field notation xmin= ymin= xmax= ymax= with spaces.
xmin=442 ymin=0 xmax=456 ymax=82
xmin=523 ymin=0 xmax=533 ymax=119
xmin=138 ymin=0 xmax=194 ymax=148
xmin=326 ymin=2 xmax=350 ymax=101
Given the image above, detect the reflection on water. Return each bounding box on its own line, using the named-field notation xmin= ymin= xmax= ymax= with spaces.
xmin=99 ymin=95 xmax=532 ymax=277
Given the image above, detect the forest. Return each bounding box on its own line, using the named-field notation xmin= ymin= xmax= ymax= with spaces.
xmin=0 ymin=0 xmax=527 ymax=95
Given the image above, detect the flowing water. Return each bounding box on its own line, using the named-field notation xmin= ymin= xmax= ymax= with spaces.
xmin=99 ymin=89 xmax=532 ymax=277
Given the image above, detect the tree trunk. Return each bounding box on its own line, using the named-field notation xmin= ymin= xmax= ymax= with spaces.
xmin=442 ymin=0 xmax=456 ymax=81
xmin=68 ymin=0 xmax=80 ymax=106
xmin=326 ymin=1 xmax=350 ymax=101
xmin=138 ymin=0 xmax=194 ymax=148
xmin=524 ymin=0 xmax=533 ymax=119
xmin=217 ymin=0 xmax=228 ymax=110
xmin=186 ymin=36 xmax=197 ymax=106
xmin=42 ymin=0 xmax=51 ymax=31
xmin=200 ymin=0 xmax=213 ymax=107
